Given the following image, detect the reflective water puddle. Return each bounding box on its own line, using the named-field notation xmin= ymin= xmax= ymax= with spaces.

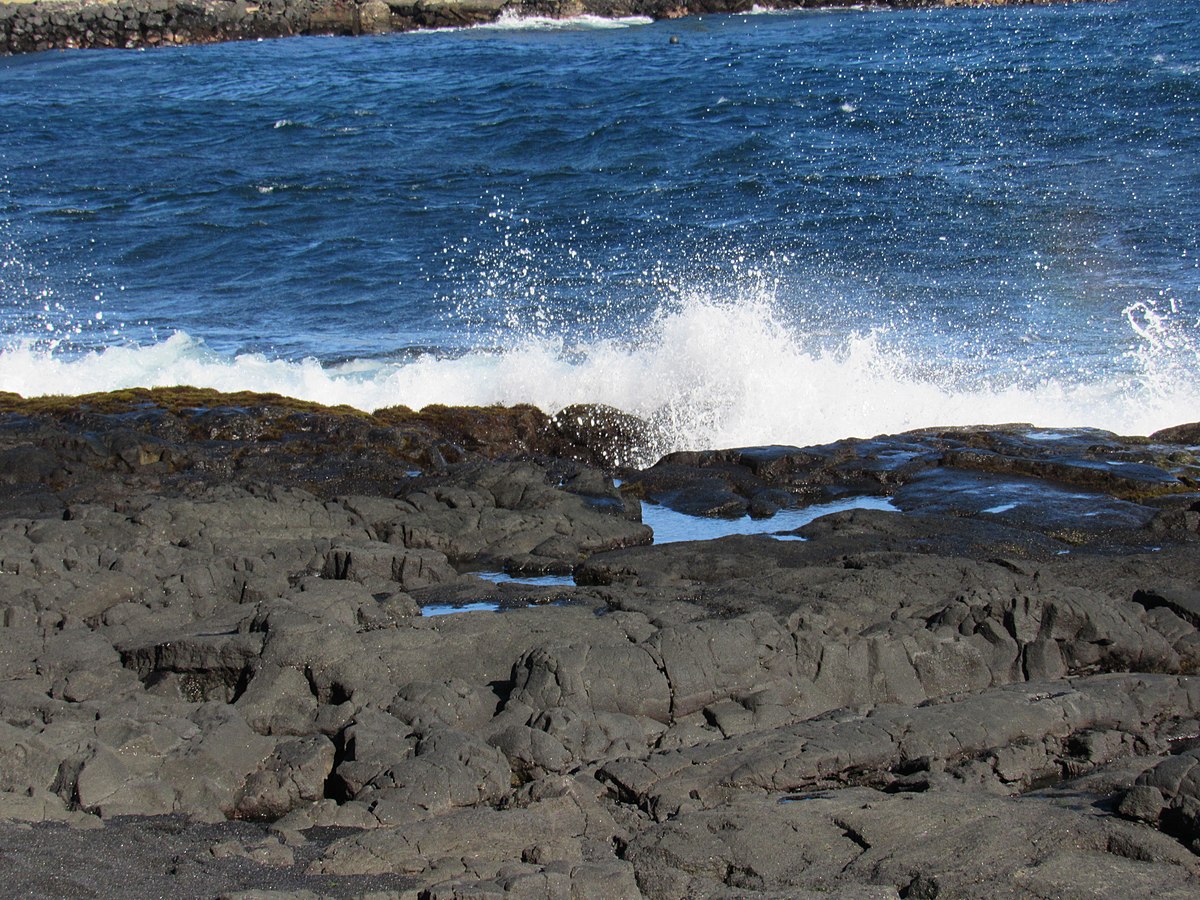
xmin=641 ymin=496 xmax=898 ymax=544
xmin=422 ymin=601 xmax=501 ymax=617
xmin=422 ymin=496 xmax=898 ymax=614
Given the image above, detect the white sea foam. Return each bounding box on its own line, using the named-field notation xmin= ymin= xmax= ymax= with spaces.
xmin=3 ymin=291 xmax=1197 ymax=461
xmin=747 ymin=3 xmax=875 ymax=13
xmin=473 ymin=11 xmax=653 ymax=32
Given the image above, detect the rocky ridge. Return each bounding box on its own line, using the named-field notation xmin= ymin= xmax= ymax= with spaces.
xmin=0 ymin=389 xmax=1198 ymax=897
xmin=2 ymin=0 xmax=1081 ymax=56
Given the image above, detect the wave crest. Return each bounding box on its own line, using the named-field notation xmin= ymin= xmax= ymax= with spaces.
xmin=473 ymin=11 xmax=654 ymax=32
xmin=3 ymin=292 xmax=1196 ymax=458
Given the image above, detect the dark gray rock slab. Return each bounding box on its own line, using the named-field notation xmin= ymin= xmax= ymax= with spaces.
xmin=3 ymin=396 xmax=1200 ymax=897
xmin=1121 ymin=747 xmax=1200 ymax=848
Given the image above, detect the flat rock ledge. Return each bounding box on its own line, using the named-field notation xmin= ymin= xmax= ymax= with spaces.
xmin=0 ymin=389 xmax=1198 ymax=897
xmin=2 ymin=0 xmax=1076 ymax=55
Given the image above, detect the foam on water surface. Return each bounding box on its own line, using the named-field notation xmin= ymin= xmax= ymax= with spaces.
xmin=472 ymin=12 xmax=654 ymax=31
xmin=2 ymin=289 xmax=1195 ymax=460
xmin=2 ymin=1 xmax=1198 ymax=454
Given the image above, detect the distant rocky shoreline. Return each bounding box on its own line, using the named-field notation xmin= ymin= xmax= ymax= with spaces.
xmin=2 ymin=0 xmax=1075 ymax=55
xmin=0 ymin=388 xmax=1198 ymax=896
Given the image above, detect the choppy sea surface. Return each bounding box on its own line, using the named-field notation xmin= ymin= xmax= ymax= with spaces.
xmin=1 ymin=1 xmax=1197 ymax=454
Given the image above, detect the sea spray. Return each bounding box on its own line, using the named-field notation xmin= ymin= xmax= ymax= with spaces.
xmin=2 ymin=2 xmax=1198 ymax=459
xmin=3 ymin=290 xmax=1196 ymax=461
xmin=472 ymin=11 xmax=655 ymax=32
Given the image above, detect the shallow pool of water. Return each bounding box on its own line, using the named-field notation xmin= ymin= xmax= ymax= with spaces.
xmin=641 ymin=496 xmax=898 ymax=544
xmin=472 ymin=571 xmax=577 ymax=586
xmin=426 ymin=496 xmax=899 ymax=612
xmin=422 ymin=601 xmax=502 ymax=617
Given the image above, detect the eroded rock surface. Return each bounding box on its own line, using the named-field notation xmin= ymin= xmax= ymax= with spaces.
xmin=0 ymin=392 xmax=1198 ymax=896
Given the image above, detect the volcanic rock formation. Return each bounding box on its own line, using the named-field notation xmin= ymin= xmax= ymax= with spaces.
xmin=0 ymin=389 xmax=1198 ymax=896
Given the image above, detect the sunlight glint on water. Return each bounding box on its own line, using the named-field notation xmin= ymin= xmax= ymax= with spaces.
xmin=1 ymin=1 xmax=1197 ymax=451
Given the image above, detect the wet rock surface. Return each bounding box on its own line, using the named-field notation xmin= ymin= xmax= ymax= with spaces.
xmin=0 ymin=390 xmax=1199 ymax=897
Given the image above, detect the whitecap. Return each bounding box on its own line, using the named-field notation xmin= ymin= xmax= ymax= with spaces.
xmin=473 ymin=11 xmax=654 ymax=32
xmin=3 ymin=290 xmax=1197 ymax=465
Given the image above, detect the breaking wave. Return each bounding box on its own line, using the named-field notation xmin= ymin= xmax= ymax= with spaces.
xmin=471 ymin=11 xmax=654 ymax=32
xmin=3 ymin=289 xmax=1196 ymax=457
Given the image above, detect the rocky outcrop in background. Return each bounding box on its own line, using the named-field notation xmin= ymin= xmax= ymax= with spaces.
xmin=0 ymin=389 xmax=1198 ymax=896
xmin=1 ymin=0 xmax=1070 ymax=55
xmin=1 ymin=0 xmax=494 ymax=53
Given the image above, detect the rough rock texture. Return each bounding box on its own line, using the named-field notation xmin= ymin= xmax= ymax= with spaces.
xmin=2 ymin=0 xmax=1084 ymax=56
xmin=0 ymin=390 xmax=1198 ymax=896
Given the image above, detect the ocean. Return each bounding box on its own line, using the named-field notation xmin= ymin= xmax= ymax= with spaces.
xmin=1 ymin=0 xmax=1197 ymax=455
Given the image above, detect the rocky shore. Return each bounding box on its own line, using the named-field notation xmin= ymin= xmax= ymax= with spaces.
xmin=1 ymin=0 xmax=1074 ymax=55
xmin=0 ymin=388 xmax=1197 ymax=896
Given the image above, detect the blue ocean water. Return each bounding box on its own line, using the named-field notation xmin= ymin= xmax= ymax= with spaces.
xmin=1 ymin=1 xmax=1198 ymax=452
